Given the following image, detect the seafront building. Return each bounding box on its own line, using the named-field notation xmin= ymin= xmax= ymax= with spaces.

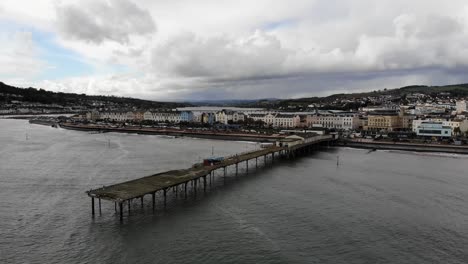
xmin=87 ymin=107 xmax=467 ymax=137
xmin=91 ymin=109 xmax=367 ymax=130
xmin=415 ymin=122 xmax=452 ymax=138
xmin=306 ymin=114 xmax=360 ymax=130
xmin=248 ymin=113 xmax=300 ymax=128
xmin=412 ymin=119 xmax=461 ymax=132
xmin=365 ymin=111 xmax=402 ymax=132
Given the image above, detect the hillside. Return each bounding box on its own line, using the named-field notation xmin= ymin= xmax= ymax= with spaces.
xmin=286 ymin=84 xmax=468 ymax=103
xmin=271 ymin=83 xmax=468 ymax=109
xmin=0 ymin=82 xmax=189 ymax=109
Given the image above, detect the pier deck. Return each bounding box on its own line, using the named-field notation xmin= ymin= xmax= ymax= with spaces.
xmin=86 ymin=135 xmax=334 ymax=220
xmin=87 ymin=146 xmax=284 ymax=201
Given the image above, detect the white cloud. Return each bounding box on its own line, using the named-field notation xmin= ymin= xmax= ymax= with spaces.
xmin=3 ymin=0 xmax=468 ymax=99
xmin=55 ymin=0 xmax=156 ymax=44
xmin=0 ymin=31 xmax=46 ymax=79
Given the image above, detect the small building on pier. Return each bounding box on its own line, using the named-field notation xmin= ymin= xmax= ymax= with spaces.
xmin=276 ymin=135 xmax=304 ymax=148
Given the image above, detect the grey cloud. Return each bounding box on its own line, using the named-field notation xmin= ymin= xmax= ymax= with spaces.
xmin=150 ymin=12 xmax=468 ymax=88
xmin=167 ymin=66 xmax=468 ymax=101
xmin=151 ymin=31 xmax=289 ymax=79
xmin=55 ymin=0 xmax=156 ymax=44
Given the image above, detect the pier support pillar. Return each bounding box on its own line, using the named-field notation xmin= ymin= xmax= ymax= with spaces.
xmin=128 ymin=199 xmax=131 ymax=212
xmin=194 ymin=180 xmax=197 ymax=196
xmin=235 ymin=163 xmax=238 ymax=176
xmin=184 ymin=182 xmax=188 ymax=199
xmin=256 ymin=157 xmax=258 ymax=169
xmin=140 ymin=196 xmax=144 ymax=208
xmin=203 ymin=176 xmax=207 ymax=192
xmin=114 ymin=202 xmax=117 ymax=212
xmin=163 ymin=189 xmax=167 ymax=208
xmin=91 ymin=197 xmax=95 ymax=216
xmin=246 ymin=160 xmax=249 ymax=174
xmin=264 ymin=155 xmax=267 ymax=164
xmin=152 ymin=193 xmax=156 ymax=211
xmin=224 ymin=167 xmax=227 ymax=177
xmin=98 ymin=198 xmax=102 ymax=215
xmin=119 ymin=203 xmax=123 ymax=221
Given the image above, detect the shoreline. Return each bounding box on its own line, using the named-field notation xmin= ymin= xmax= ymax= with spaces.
xmin=29 ymin=121 xmax=468 ymax=154
xmin=59 ymin=123 xmax=285 ymax=142
xmin=339 ymin=140 xmax=468 ymax=155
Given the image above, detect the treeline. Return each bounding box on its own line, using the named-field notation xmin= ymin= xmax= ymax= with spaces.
xmin=0 ymin=82 xmax=189 ymax=108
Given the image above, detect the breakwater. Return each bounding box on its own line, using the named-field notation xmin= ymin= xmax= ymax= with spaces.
xmin=28 ymin=119 xmax=58 ymax=127
xmin=340 ymin=140 xmax=468 ymax=154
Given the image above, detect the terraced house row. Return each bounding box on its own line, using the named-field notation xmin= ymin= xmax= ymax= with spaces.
xmin=87 ymin=109 xmax=366 ymax=129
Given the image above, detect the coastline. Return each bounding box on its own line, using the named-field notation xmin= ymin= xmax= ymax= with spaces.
xmin=339 ymin=140 xmax=468 ymax=155
xmin=59 ymin=123 xmax=285 ymax=142
xmin=29 ymin=121 xmax=468 ymax=154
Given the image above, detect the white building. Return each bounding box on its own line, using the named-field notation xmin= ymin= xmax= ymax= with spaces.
xmin=306 ymin=114 xmax=359 ymax=130
xmin=247 ymin=112 xmax=299 ymax=128
xmin=415 ymin=122 xmax=452 ymax=138
xmin=233 ymin=112 xmax=245 ymax=123
xmin=146 ymin=111 xmax=182 ymax=123
xmin=273 ymin=114 xmax=300 ymax=128
xmin=412 ymin=119 xmax=461 ymax=132
xmin=143 ymin=111 xmax=153 ymax=120
xmin=456 ymin=100 xmax=467 ymax=114
xmin=100 ymin=112 xmax=128 ymax=122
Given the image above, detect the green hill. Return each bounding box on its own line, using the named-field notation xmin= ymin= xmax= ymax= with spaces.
xmin=0 ymin=82 xmax=189 ymax=109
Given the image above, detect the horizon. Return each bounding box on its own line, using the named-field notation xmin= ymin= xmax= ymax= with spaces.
xmin=3 ymin=80 xmax=468 ymax=103
xmin=2 ymin=1 xmax=468 ymax=100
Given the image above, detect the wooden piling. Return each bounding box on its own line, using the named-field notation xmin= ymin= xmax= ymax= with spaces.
xmin=119 ymin=202 xmax=123 ymax=221
xmin=203 ymin=175 xmax=207 ymax=192
xmin=91 ymin=197 xmax=95 ymax=216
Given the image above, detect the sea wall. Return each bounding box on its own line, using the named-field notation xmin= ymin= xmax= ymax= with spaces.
xmin=59 ymin=123 xmax=281 ymax=142
xmin=340 ymin=141 xmax=468 ymax=154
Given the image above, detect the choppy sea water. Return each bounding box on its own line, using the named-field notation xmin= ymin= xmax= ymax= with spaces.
xmin=1 ymin=119 xmax=468 ymax=264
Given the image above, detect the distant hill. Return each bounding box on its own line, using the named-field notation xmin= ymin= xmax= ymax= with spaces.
xmin=184 ymin=98 xmax=280 ymax=107
xmin=279 ymin=84 xmax=468 ymax=105
xmin=0 ymin=82 xmax=189 ymax=109
xmin=221 ymin=83 xmax=468 ymax=111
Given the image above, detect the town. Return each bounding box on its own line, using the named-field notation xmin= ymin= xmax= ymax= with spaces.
xmin=3 ymin=81 xmax=468 ymax=144
xmin=77 ymin=97 xmax=468 ymax=144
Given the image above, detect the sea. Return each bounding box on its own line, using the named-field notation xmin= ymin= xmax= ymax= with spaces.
xmin=1 ymin=119 xmax=468 ymax=264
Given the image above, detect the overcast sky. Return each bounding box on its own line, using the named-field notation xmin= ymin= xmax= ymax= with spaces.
xmin=1 ymin=0 xmax=468 ymax=101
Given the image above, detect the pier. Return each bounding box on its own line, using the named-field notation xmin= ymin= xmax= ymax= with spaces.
xmin=87 ymin=135 xmax=335 ymax=221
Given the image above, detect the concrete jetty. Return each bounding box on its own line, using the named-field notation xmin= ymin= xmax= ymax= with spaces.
xmin=87 ymin=135 xmax=335 ymax=221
